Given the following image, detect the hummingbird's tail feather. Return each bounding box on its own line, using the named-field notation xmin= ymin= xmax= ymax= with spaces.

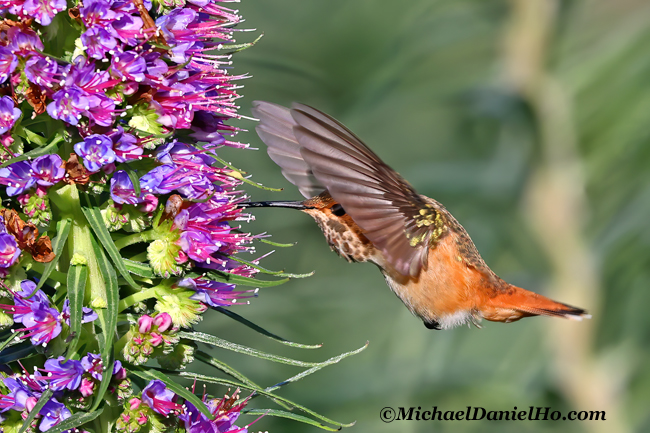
xmin=237 ymin=200 xmax=312 ymax=210
xmin=482 ymin=285 xmax=590 ymax=323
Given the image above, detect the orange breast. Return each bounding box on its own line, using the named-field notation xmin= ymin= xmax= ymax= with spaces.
xmin=383 ymin=233 xmax=486 ymax=324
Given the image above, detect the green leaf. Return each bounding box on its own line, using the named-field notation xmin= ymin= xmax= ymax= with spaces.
xmin=0 ymin=135 xmax=62 ymax=168
xmin=122 ymin=258 xmax=155 ymax=278
xmin=193 ymin=351 xmax=291 ymax=411
xmin=121 ymin=164 xmax=141 ymax=197
xmin=15 ymin=126 xmax=47 ymax=146
xmin=130 ymin=367 xmax=214 ymax=420
xmin=89 ymin=235 xmax=119 ymax=412
xmin=65 ymin=261 xmax=88 ymax=358
xmin=228 ymin=255 xmax=314 ymax=278
xmin=259 ymin=238 xmax=297 ymax=248
xmin=20 ymin=389 xmax=53 ymax=433
xmin=43 ymin=407 xmax=104 ymax=433
xmin=0 ymin=331 xmax=18 ymax=354
xmin=81 ymin=195 xmax=139 ymax=289
xmin=214 ymin=307 xmax=322 ymax=349
xmin=179 ymin=331 xmax=323 ymax=367
xmin=219 ymin=33 xmax=264 ymax=54
xmin=187 ymin=270 xmax=289 ymax=288
xmin=178 ymin=372 xmax=356 ymax=429
xmin=36 ymin=218 xmax=72 ymax=291
xmin=263 ymin=342 xmax=369 ymax=393
xmin=241 ymin=408 xmax=348 ymax=431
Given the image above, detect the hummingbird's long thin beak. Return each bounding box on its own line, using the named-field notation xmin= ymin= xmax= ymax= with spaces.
xmin=237 ymin=200 xmax=313 ymax=210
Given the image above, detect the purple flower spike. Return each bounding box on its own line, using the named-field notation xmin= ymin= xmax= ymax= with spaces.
xmin=0 ymin=233 xmax=20 ymax=269
xmin=24 ymin=55 xmax=61 ymax=89
xmin=0 ymin=96 xmax=21 ymax=135
xmin=31 ymin=154 xmax=65 ymax=186
xmin=0 ymin=161 xmax=37 ymax=196
xmin=46 ymin=85 xmax=90 ymax=126
xmin=74 ymin=134 xmax=116 ymax=172
xmin=110 ymin=170 xmax=142 ymax=205
xmin=39 ymin=398 xmax=72 ymax=432
xmin=40 ymin=357 xmax=84 ymax=391
xmin=0 ymin=47 xmax=18 ymax=84
xmin=142 ymin=380 xmax=180 ymax=416
xmin=110 ymin=128 xmax=142 ymax=162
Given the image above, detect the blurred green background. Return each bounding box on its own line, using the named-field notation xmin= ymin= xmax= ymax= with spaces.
xmin=198 ymin=0 xmax=650 ymax=432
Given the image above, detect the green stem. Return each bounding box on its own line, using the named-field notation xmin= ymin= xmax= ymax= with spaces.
xmin=118 ymin=287 xmax=159 ymax=312
xmin=30 ymin=262 xmax=67 ymax=285
xmin=114 ymin=230 xmax=158 ymax=250
xmin=50 ymin=184 xmax=108 ymax=308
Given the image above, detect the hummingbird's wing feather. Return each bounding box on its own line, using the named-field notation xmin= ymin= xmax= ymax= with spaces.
xmin=290 ymin=103 xmax=446 ymax=277
xmin=251 ymin=101 xmax=326 ymax=198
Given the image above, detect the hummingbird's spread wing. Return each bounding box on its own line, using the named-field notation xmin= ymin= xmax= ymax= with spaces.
xmin=251 ymin=101 xmax=326 ymax=198
xmin=289 ymin=103 xmax=447 ymax=278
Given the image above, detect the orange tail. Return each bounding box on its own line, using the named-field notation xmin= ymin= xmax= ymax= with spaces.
xmin=482 ymin=285 xmax=590 ymax=323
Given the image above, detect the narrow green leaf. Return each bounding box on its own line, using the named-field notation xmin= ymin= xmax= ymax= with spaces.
xmin=187 ymin=270 xmax=289 ymax=288
xmin=241 ymin=408 xmax=346 ymax=431
xmin=0 ymin=329 xmax=21 ymax=354
xmin=36 ymin=218 xmax=72 ymax=291
xmin=219 ymin=33 xmax=264 ymax=54
xmin=178 ymin=372 xmax=356 ymax=429
xmin=264 ymin=342 xmax=369 ymax=393
xmin=90 ymin=235 xmax=119 ymax=411
xmin=19 ymin=389 xmax=53 ymax=433
xmin=259 ymin=238 xmax=297 ymax=248
xmin=15 ymin=126 xmax=47 ymax=146
xmin=195 ymin=351 xmax=292 ymax=411
xmin=123 ymin=259 xmax=155 ymax=278
xmin=130 ymin=367 xmax=214 ymax=419
xmin=65 ymin=261 xmax=88 ymax=358
xmin=43 ymin=408 xmax=104 ymax=433
xmin=229 ymin=255 xmax=314 ymax=278
xmin=122 ymin=164 xmax=141 ymax=197
xmin=214 ymin=307 xmax=322 ymax=349
xmin=81 ymin=195 xmax=139 ymax=289
xmin=0 ymin=136 xmax=61 ymax=168
xmin=179 ymin=331 xmax=322 ymax=367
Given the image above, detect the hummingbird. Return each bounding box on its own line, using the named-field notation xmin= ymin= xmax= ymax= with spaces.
xmin=243 ymin=101 xmax=589 ymax=330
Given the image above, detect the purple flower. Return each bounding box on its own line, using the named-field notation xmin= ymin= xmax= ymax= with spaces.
xmin=81 ymin=353 xmax=104 ymax=380
xmin=61 ymin=299 xmax=98 ymax=325
xmin=0 ymin=161 xmax=36 ymax=196
xmin=22 ymin=0 xmax=67 ymax=26
xmin=181 ymin=278 xmax=256 ymax=308
xmin=0 ymin=47 xmax=18 ymax=84
xmin=178 ymin=229 xmax=221 ymax=263
xmin=39 ymin=357 xmax=84 ymax=391
xmin=111 ymin=51 xmax=147 ymax=83
xmin=141 ymin=380 xmax=181 ymax=416
xmin=7 ymin=27 xmax=43 ymax=57
xmin=86 ymin=94 xmax=116 ymax=127
xmin=31 ymin=154 xmax=65 ymax=186
xmin=0 ymin=233 xmax=21 ymax=268
xmin=79 ymin=0 xmax=118 ymax=28
xmin=156 ymin=141 xmax=216 ymax=166
xmin=24 ymin=55 xmax=61 ymax=89
xmin=190 ymin=112 xmax=227 ymax=145
xmin=81 ymin=27 xmax=118 ymax=60
xmin=109 ymin=127 xmax=142 ymax=162
xmin=139 ymin=164 xmax=177 ymax=195
xmin=46 ymin=85 xmax=90 ymax=126
xmin=39 ymin=398 xmax=72 ymax=431
xmin=0 ymin=96 xmax=21 ymax=135
xmin=21 ymin=301 xmax=62 ymax=346
xmin=74 ymin=134 xmax=116 ymax=172
xmin=110 ymin=170 xmax=142 ymax=204
xmin=180 ymin=395 xmax=248 ymax=433
xmin=2 ymin=378 xmax=34 ymax=412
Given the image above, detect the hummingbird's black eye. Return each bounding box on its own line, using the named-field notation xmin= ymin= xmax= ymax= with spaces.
xmin=331 ymin=203 xmax=346 ymax=217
